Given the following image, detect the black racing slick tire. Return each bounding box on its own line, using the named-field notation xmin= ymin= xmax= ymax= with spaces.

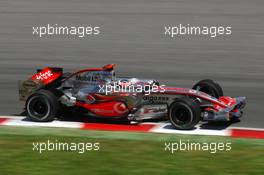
xmin=169 ymin=98 xmax=201 ymax=130
xmin=192 ymin=79 xmax=223 ymax=98
xmin=26 ymin=89 xmax=59 ymax=122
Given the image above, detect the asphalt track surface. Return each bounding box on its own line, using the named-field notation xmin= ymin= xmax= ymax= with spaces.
xmin=0 ymin=0 xmax=263 ymax=128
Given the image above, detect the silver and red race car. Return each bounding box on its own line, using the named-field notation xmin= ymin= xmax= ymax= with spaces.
xmin=18 ymin=64 xmax=246 ymax=130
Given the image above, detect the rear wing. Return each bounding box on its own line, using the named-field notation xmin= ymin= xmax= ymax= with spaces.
xmin=18 ymin=67 xmax=63 ymax=101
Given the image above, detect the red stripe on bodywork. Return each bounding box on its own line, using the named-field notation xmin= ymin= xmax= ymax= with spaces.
xmin=81 ymin=123 xmax=155 ymax=132
xmin=0 ymin=118 xmax=9 ymax=125
xmin=231 ymin=129 xmax=264 ymax=139
xmin=162 ymin=87 xmax=228 ymax=108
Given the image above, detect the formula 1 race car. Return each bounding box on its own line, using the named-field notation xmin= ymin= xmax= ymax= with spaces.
xmin=18 ymin=64 xmax=246 ymax=130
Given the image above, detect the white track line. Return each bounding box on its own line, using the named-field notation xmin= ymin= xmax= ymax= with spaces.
xmin=0 ymin=116 xmax=26 ymax=119
xmin=1 ymin=116 xmax=264 ymax=137
xmin=229 ymin=126 xmax=264 ymax=131
xmin=150 ymin=123 xmax=230 ymax=136
xmin=0 ymin=116 xmax=82 ymax=129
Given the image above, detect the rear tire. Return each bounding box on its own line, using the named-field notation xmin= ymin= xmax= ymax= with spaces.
xmin=169 ymin=97 xmax=201 ymax=130
xmin=192 ymin=79 xmax=223 ymax=98
xmin=26 ymin=89 xmax=59 ymax=122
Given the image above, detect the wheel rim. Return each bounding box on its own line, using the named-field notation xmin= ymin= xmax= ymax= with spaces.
xmin=171 ymin=104 xmax=193 ymax=127
xmin=28 ymin=96 xmax=50 ymax=119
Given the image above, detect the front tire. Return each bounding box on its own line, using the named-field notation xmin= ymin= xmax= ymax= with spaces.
xmin=192 ymin=79 xmax=223 ymax=98
xmin=26 ymin=89 xmax=59 ymax=122
xmin=169 ymin=97 xmax=201 ymax=130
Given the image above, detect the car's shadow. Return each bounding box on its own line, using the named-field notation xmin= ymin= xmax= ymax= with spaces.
xmin=163 ymin=119 xmax=240 ymax=131
xmin=16 ymin=111 xmax=131 ymax=124
xmin=199 ymin=119 xmax=241 ymax=130
xmin=59 ymin=113 xmax=168 ymax=125
xmin=16 ymin=111 xmax=240 ymax=130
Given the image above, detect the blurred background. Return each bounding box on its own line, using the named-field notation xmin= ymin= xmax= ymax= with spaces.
xmin=0 ymin=0 xmax=264 ymax=128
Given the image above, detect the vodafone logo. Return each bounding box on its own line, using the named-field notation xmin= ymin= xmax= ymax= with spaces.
xmin=113 ymin=102 xmax=129 ymax=114
xmin=36 ymin=70 xmax=53 ymax=80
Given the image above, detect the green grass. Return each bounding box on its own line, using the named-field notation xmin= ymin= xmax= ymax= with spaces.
xmin=0 ymin=126 xmax=264 ymax=175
